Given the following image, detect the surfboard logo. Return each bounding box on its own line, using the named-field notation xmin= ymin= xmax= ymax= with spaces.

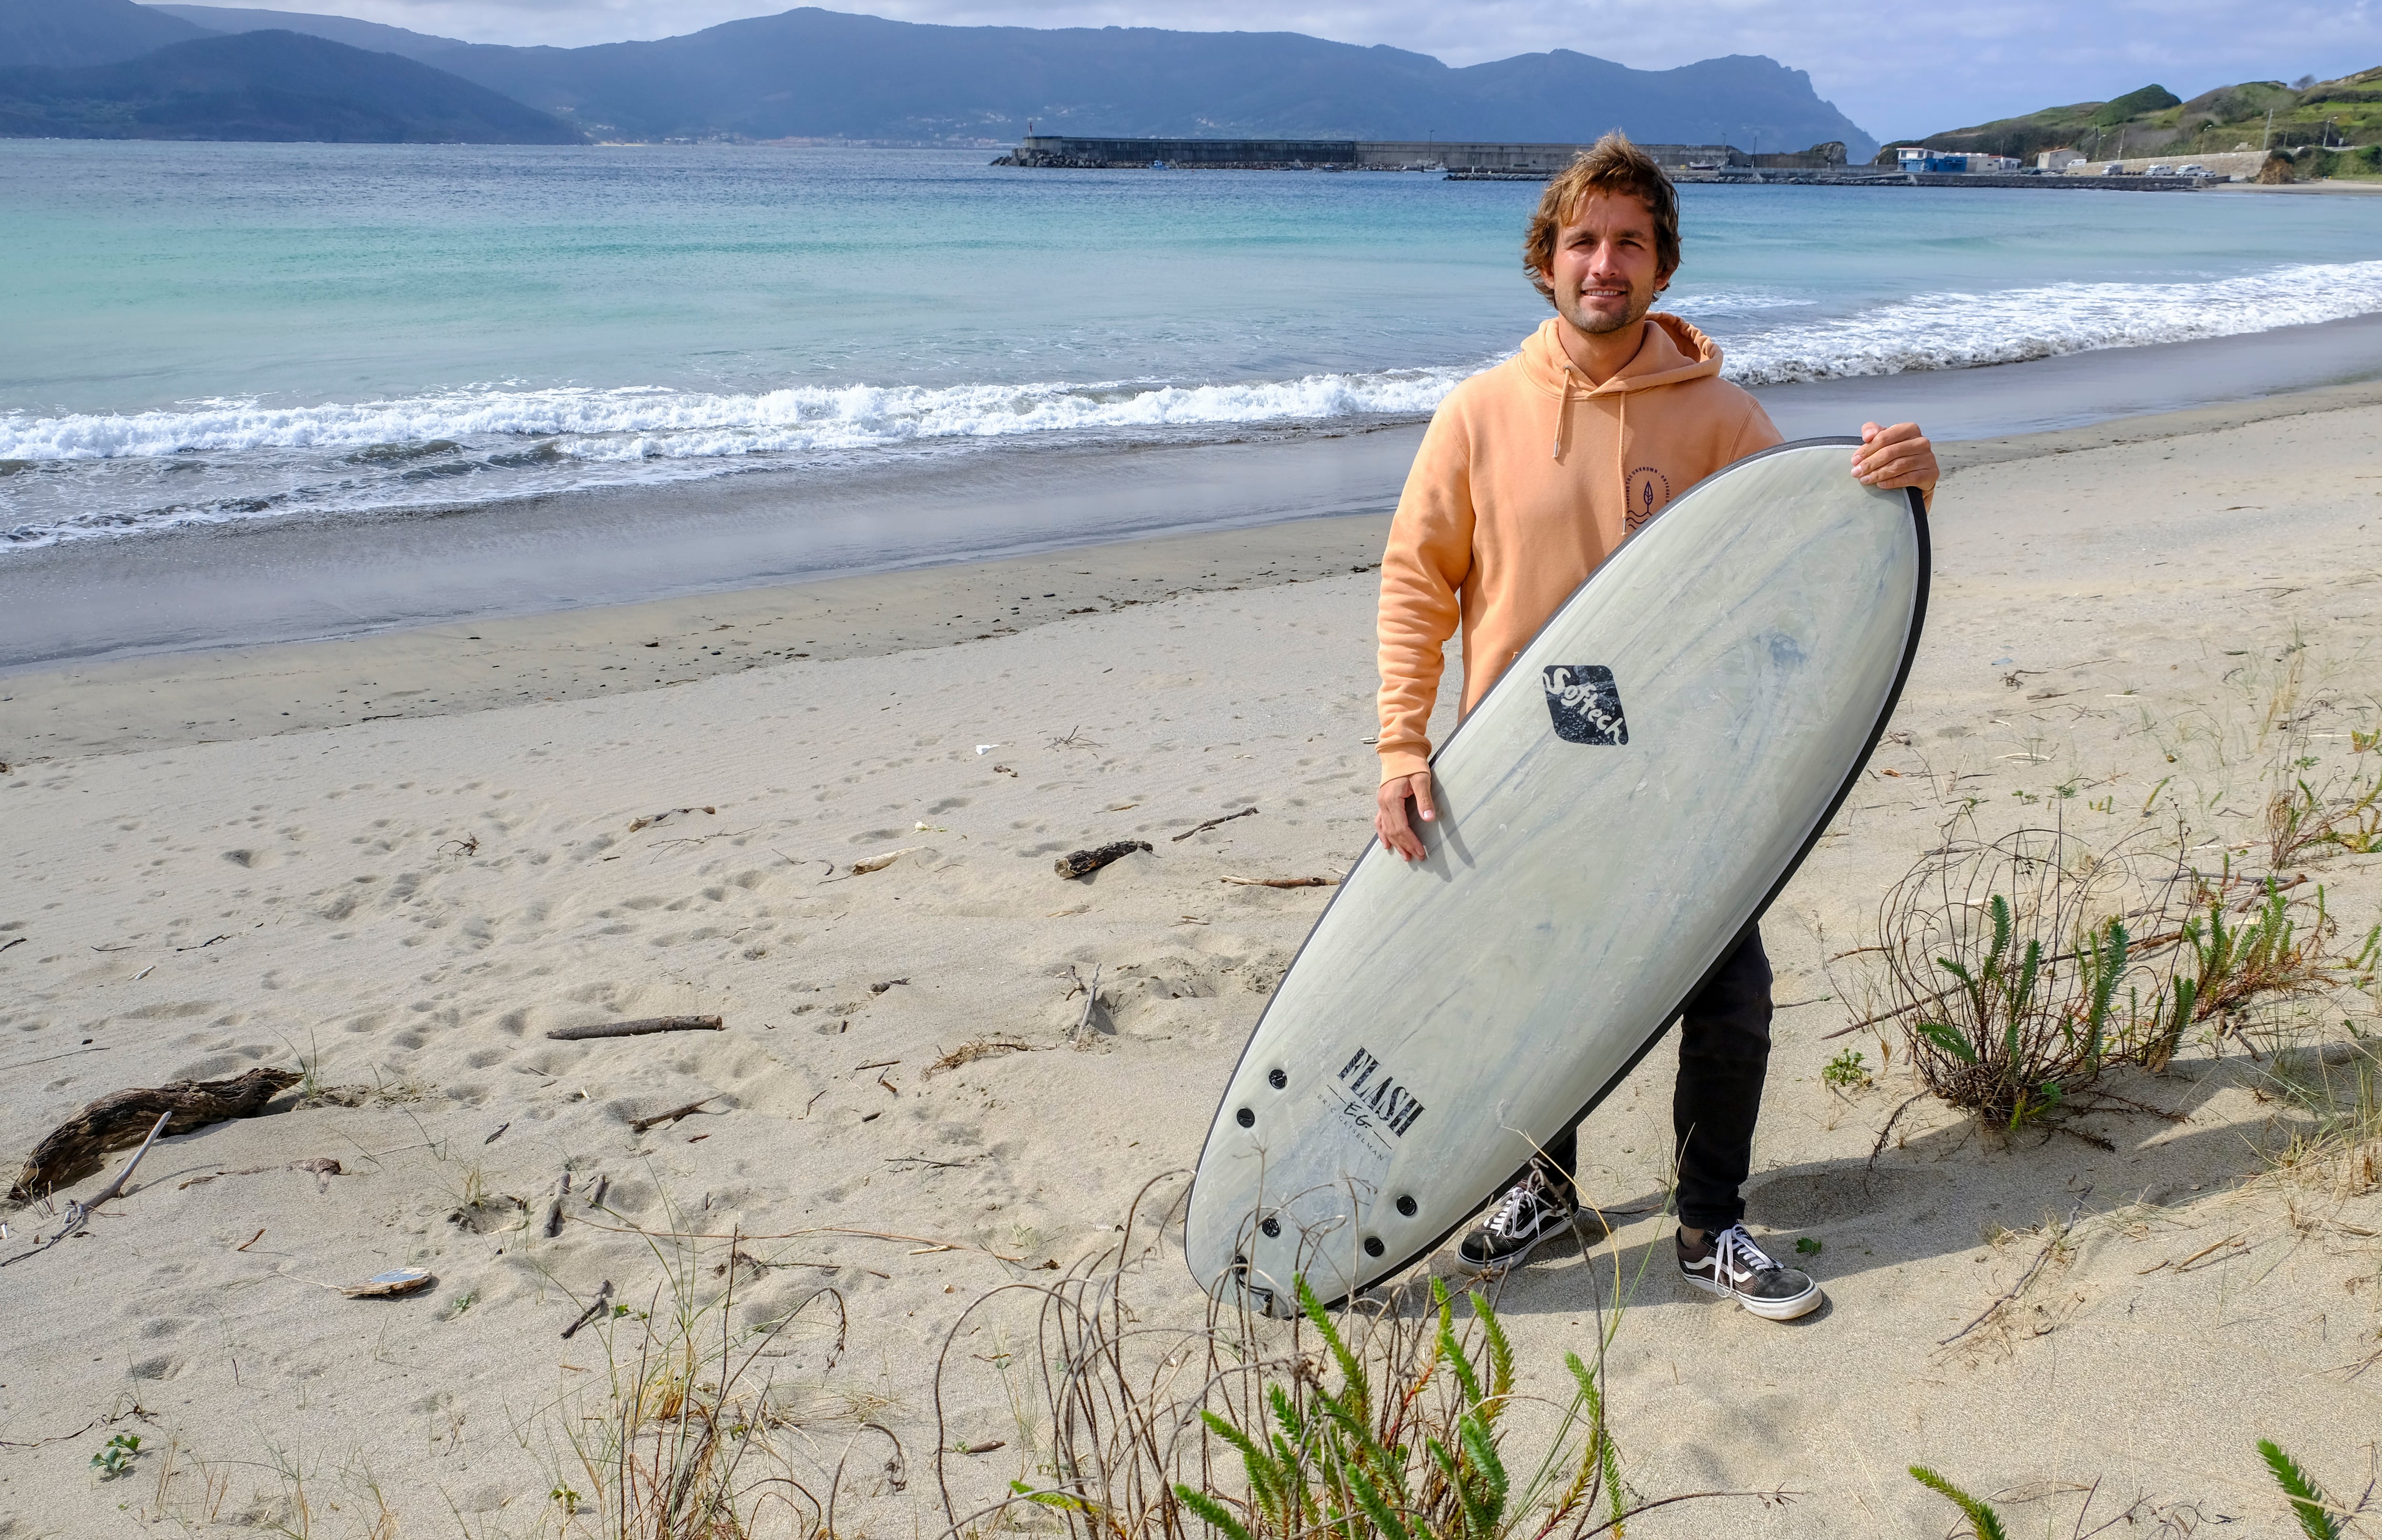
xmin=1335 ymin=1047 xmax=1427 ymax=1137
xmin=1543 ymin=664 xmax=1628 ymax=745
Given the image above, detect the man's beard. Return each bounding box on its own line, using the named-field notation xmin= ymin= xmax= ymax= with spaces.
xmin=1565 ymin=289 xmax=1649 ymax=335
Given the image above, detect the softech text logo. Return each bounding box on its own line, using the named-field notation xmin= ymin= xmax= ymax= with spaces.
xmin=1335 ymin=1046 xmax=1426 ymax=1137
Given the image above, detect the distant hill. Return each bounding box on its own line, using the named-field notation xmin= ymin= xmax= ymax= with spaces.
xmin=1 ymin=0 xmax=211 ymax=67
xmin=414 ymin=8 xmax=1877 ymax=155
xmin=0 ymin=28 xmax=586 ymax=140
xmin=1883 ymin=69 xmax=2380 ymax=162
xmin=145 ymin=2 xmax=466 ymax=63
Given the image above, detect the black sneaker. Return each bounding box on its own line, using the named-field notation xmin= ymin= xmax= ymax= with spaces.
xmin=1676 ymin=1223 xmax=1823 ymax=1320
xmin=1456 ymin=1170 xmax=1583 ymax=1274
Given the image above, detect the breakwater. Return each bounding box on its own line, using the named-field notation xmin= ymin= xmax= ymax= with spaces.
xmin=994 ymin=135 xmax=1749 ymax=171
xmin=999 ymin=135 xmax=2211 ymax=189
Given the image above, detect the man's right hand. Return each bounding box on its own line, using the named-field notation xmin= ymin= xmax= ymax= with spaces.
xmin=1375 ymin=772 xmax=1438 ymax=863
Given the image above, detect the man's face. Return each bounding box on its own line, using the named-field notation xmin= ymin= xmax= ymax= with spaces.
xmin=1547 ymin=191 xmax=1671 ymax=337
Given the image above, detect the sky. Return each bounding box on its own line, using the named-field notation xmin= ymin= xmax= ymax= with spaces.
xmin=278 ymin=0 xmax=2381 ymax=141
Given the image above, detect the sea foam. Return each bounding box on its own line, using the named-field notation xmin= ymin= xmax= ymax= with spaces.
xmin=7 ymin=259 xmax=2382 ymax=550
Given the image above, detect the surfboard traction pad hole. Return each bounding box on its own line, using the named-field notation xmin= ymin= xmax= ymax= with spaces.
xmin=1235 ymin=1107 xmax=1254 ymax=1127
xmin=1543 ymin=664 xmax=1627 ymax=745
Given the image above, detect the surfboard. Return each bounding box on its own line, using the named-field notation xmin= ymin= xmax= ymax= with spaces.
xmin=1183 ymin=438 xmax=1929 ymax=1310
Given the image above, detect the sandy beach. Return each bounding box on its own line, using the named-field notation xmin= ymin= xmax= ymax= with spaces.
xmin=3 ymin=382 xmax=2380 ymax=1536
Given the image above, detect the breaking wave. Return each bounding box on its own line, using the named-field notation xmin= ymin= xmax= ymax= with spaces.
xmin=8 ymin=257 xmax=2382 ymax=549
xmin=0 ymin=368 xmax=1472 ymax=467
xmin=1721 ymin=259 xmax=2382 ymax=384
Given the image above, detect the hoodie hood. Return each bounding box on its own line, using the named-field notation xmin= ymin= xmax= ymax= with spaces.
xmin=1517 ymin=312 xmax=1725 ymax=397
xmin=1372 ymin=303 xmax=1782 ymax=781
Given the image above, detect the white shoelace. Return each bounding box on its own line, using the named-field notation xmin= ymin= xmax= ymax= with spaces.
xmin=1709 ymin=1223 xmax=1780 ymax=1284
xmin=1486 ymin=1178 xmax=1552 ymax=1238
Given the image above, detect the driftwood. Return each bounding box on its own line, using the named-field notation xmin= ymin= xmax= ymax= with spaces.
xmin=1071 ymin=965 xmax=1104 ymax=1044
xmin=1939 ymin=1192 xmax=2089 ymax=1346
xmin=1221 ymin=875 xmax=1339 ymax=889
xmin=628 ymin=806 xmax=715 ymax=832
xmin=545 ymin=1016 xmax=723 ymax=1041
xmin=179 ymin=1157 xmax=341 ymax=1194
xmin=343 ymin=1267 xmax=434 ymax=1299
xmin=0 ymin=1112 xmax=170 ymax=1267
xmin=630 ymin=1097 xmax=713 ymax=1134
xmin=844 ymin=848 xmax=916 ymax=877
xmin=1055 ymin=841 xmax=1151 ymax=880
xmin=1171 ymin=806 xmax=1258 ymax=842
xmin=9 ymin=1068 xmax=298 ymax=1199
xmin=561 ymin=1278 xmax=615 ymax=1339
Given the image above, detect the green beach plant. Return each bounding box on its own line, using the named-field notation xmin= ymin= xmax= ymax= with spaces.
xmin=1874 ymin=824 xmax=2197 ymax=1131
xmin=2256 ymin=1439 xmax=2372 ymax=1539
xmin=2177 ymin=877 xmax=2333 ymax=1027
xmin=1906 ymin=1465 xmax=2007 ymax=1540
xmin=930 ymin=1177 xmax=1780 ymax=1540
xmin=1913 ymin=1442 xmax=2374 ymax=1539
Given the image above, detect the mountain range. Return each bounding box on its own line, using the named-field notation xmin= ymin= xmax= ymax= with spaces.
xmin=0 ymin=0 xmax=1879 ymax=153
xmin=0 ymin=21 xmax=582 ymax=140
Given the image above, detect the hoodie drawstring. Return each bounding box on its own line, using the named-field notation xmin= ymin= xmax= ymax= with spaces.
xmin=1617 ymin=390 xmax=1629 ymax=519
xmin=1553 ymin=363 xmax=1639 ymax=526
xmin=1553 ymin=363 xmax=1575 ymax=461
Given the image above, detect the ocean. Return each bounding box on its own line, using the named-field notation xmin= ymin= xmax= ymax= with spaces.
xmin=7 ymin=140 xmax=2382 ymax=563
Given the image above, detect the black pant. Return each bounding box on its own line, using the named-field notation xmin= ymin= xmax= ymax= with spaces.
xmin=1540 ymin=926 xmax=1773 ymax=1233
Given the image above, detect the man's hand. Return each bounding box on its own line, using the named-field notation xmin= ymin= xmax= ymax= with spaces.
xmin=1851 ymin=421 xmax=1938 ymax=501
xmin=1376 ymin=772 xmax=1437 ymax=863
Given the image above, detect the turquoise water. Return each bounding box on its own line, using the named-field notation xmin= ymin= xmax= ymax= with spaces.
xmin=5 ymin=139 xmax=2380 ymax=548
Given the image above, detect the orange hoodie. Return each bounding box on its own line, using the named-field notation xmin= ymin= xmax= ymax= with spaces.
xmin=1375 ymin=313 xmax=1781 ymax=782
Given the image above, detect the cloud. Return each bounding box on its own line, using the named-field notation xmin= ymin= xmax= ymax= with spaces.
xmin=309 ymin=0 xmax=2382 ymax=141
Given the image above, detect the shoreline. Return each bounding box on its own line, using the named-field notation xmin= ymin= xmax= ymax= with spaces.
xmin=9 ymin=372 xmax=2382 ymax=765
xmin=5 ymin=314 xmax=2382 ymax=685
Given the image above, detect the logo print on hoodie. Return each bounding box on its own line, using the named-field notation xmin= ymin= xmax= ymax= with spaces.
xmin=1625 ymin=467 xmax=1672 ymax=531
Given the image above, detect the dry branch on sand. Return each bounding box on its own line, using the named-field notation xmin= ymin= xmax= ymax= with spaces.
xmin=546 ymin=1016 xmax=725 ymax=1041
xmin=1173 ymin=806 xmax=1259 ymax=842
xmin=630 ymin=1098 xmax=715 ymax=1134
xmin=1 ymin=1111 xmax=170 ymax=1266
xmin=1056 ymin=841 xmax=1151 ymax=880
xmin=9 ymin=1068 xmax=299 ymax=1199
xmin=628 ymin=805 xmax=716 ymax=832
xmin=925 ymin=1037 xmax=1039 ymax=1077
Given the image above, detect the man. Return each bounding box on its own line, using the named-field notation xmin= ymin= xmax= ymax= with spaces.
xmin=1372 ymin=132 xmax=1938 ymax=1321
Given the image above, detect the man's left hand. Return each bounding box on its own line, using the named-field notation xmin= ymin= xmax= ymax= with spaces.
xmin=1851 ymin=421 xmax=1938 ymax=502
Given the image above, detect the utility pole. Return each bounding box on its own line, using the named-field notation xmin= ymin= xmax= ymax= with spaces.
xmin=2263 ymin=107 xmax=2272 ymax=151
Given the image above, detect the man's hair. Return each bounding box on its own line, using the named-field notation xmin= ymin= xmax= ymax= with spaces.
xmin=1522 ymin=131 xmax=1681 ymax=299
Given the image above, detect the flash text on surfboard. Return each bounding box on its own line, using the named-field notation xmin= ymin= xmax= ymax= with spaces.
xmin=1335 ymin=1047 xmax=1428 ymax=1136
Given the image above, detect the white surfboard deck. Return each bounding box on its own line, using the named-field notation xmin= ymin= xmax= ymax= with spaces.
xmin=1183 ymin=439 xmax=1929 ymax=1310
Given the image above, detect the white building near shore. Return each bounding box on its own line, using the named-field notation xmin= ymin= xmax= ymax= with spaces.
xmin=1896 ymin=146 xmax=2023 ymax=173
